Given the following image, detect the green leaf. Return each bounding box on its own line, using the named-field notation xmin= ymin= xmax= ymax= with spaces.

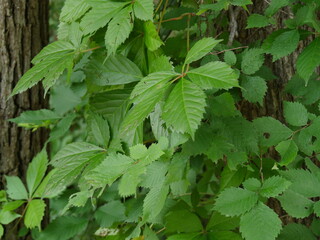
xmin=265 ymin=29 xmax=300 ymax=62
xmin=242 ymin=178 xmax=261 ymax=192
xmin=2 ymin=200 xmax=25 ymax=211
xmin=188 ymin=61 xmax=239 ymax=90
xmin=253 ymin=117 xmax=292 ymax=147
xmin=0 ymin=210 xmax=20 ymax=224
xmin=120 ymin=72 xmax=176 ymax=135
xmin=206 ymin=212 xmax=240 ymax=231
xmin=281 ymin=169 xmax=320 ymax=198
xmin=265 ymin=0 xmax=289 ymax=16
xmin=165 ymin=210 xmax=203 ymax=233
xmin=26 ymin=150 xmax=48 ymax=197
xmin=51 ymin=142 xmax=105 ymax=168
xmin=24 ymin=199 xmax=46 ymax=229
xmin=49 ymin=113 xmax=76 ymax=141
xmin=85 ymin=153 xmax=133 ymax=187
xmin=246 ymin=14 xmax=271 ymax=28
xmin=143 ymin=184 xmax=169 ymax=221
xmin=62 ymin=191 xmax=90 ymax=213
xmin=167 ymin=233 xmax=201 ymax=240
xmin=283 ymin=101 xmax=308 ymax=126
xmin=46 ymin=143 xmax=105 ymax=195
xmin=208 ymin=92 xmax=236 ymax=117
xmin=240 ymin=202 xmax=281 ymax=240
xmin=9 ymin=109 xmax=61 ymax=126
xmin=144 ymin=21 xmax=163 ymax=51
xmin=230 ymin=0 xmax=252 ymax=5
xmin=241 ymin=76 xmax=267 ymax=105
xmin=296 ymin=38 xmax=320 ymax=83
xmin=5 ymin=176 xmax=28 ymax=200
xmin=260 ymin=176 xmax=291 ymax=197
xmin=224 ymin=51 xmax=237 ymax=65
xmin=94 ymin=201 xmax=126 ymax=227
xmin=277 ymin=223 xmax=316 ymax=240
xmin=0 ymin=225 xmax=3 ymax=238
xmin=90 ymin=88 xmax=131 ymax=137
xmin=80 ymin=1 xmax=126 ymax=35
xmin=11 ymin=52 xmax=74 ymax=96
xmin=60 ymin=0 xmax=90 ymax=23
xmin=277 ymin=190 xmax=314 ymax=218
xmin=32 ymin=41 xmax=75 ymax=64
xmin=134 ymin=0 xmax=153 ymax=21
xmin=185 ymin=38 xmax=221 ymax=64
xmin=88 ymin=113 xmax=110 ymax=147
xmin=118 ymin=163 xmax=146 ymax=197
xmin=85 ymin=52 xmax=142 ymax=86
xmin=105 ymin=7 xmax=133 ymax=55
xmin=314 ymin=201 xmax=320 ymax=217
xmin=275 ymin=140 xmax=298 ymax=166
xmin=162 ymin=79 xmax=206 ymax=138
xmin=214 ymin=187 xmax=258 ymax=216
xmin=149 ymin=55 xmax=173 ymax=73
xmin=36 ymin=216 xmax=88 ymax=240
xmin=241 ymin=48 xmax=264 ymax=75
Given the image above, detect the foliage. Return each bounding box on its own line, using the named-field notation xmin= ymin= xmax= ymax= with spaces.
xmin=2 ymin=0 xmax=320 ymax=239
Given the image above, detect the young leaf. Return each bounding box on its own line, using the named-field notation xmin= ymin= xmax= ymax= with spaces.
xmin=118 ymin=164 xmax=146 ymax=196
xmin=5 ymin=176 xmax=28 ymax=200
xmin=275 ymin=139 xmax=298 ymax=166
xmin=162 ymin=79 xmax=206 ymax=138
xmin=260 ymin=176 xmax=291 ymax=197
xmin=2 ymin=200 xmax=25 ymax=211
xmin=143 ymin=184 xmax=169 ymax=221
xmin=9 ymin=109 xmax=61 ymax=126
xmin=224 ymin=51 xmax=237 ymax=65
xmin=134 ymin=0 xmax=153 ymax=21
xmin=214 ymin=187 xmax=258 ymax=216
xmin=240 ymin=202 xmax=282 ymax=240
xmin=105 ymin=7 xmax=133 ymax=55
xmin=296 ymin=38 xmax=320 ymax=83
xmin=283 ymin=101 xmax=308 ymax=126
xmin=188 ymin=61 xmax=239 ymax=90
xmin=246 ymin=14 xmax=271 ymax=28
xmin=26 ymin=150 xmax=48 ymax=197
xmin=0 ymin=210 xmax=20 ymax=225
xmin=60 ymin=0 xmax=90 ymax=23
xmin=241 ymin=76 xmax=267 ymax=105
xmin=85 ymin=153 xmax=133 ymax=187
xmin=185 ymin=38 xmax=221 ymax=64
xmin=241 ymin=48 xmax=264 ymax=75
xmin=80 ymin=1 xmax=127 ymax=35
xmin=144 ymin=21 xmax=163 ymax=51
xmin=88 ymin=113 xmax=110 ymax=147
xmin=120 ymin=72 xmax=176 ymax=135
xmin=24 ymin=199 xmax=46 ymax=229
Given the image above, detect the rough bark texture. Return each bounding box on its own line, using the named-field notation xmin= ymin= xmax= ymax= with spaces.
xmin=231 ymin=1 xmax=314 ymax=225
xmin=0 ymin=0 xmax=49 ymax=238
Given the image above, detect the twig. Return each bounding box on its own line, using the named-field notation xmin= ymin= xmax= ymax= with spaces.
xmin=210 ymin=46 xmax=248 ymax=55
xmin=227 ymin=7 xmax=241 ymax=46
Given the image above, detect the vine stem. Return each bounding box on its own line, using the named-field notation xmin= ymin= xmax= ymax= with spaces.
xmin=155 ymin=0 xmax=164 ymax=13
xmin=210 ymin=46 xmax=248 ymax=55
xmin=157 ymin=0 xmax=169 ymax=32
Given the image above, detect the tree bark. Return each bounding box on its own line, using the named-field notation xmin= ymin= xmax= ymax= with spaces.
xmin=0 ymin=0 xmax=49 ymax=238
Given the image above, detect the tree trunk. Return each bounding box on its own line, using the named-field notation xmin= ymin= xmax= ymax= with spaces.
xmin=0 ymin=0 xmax=49 ymax=238
xmin=232 ymin=1 xmax=314 ymax=225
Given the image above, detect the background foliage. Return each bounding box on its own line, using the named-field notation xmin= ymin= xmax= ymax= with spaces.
xmin=1 ymin=0 xmax=320 ymax=239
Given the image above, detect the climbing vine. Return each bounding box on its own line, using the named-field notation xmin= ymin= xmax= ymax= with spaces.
xmin=1 ymin=0 xmax=320 ymax=239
